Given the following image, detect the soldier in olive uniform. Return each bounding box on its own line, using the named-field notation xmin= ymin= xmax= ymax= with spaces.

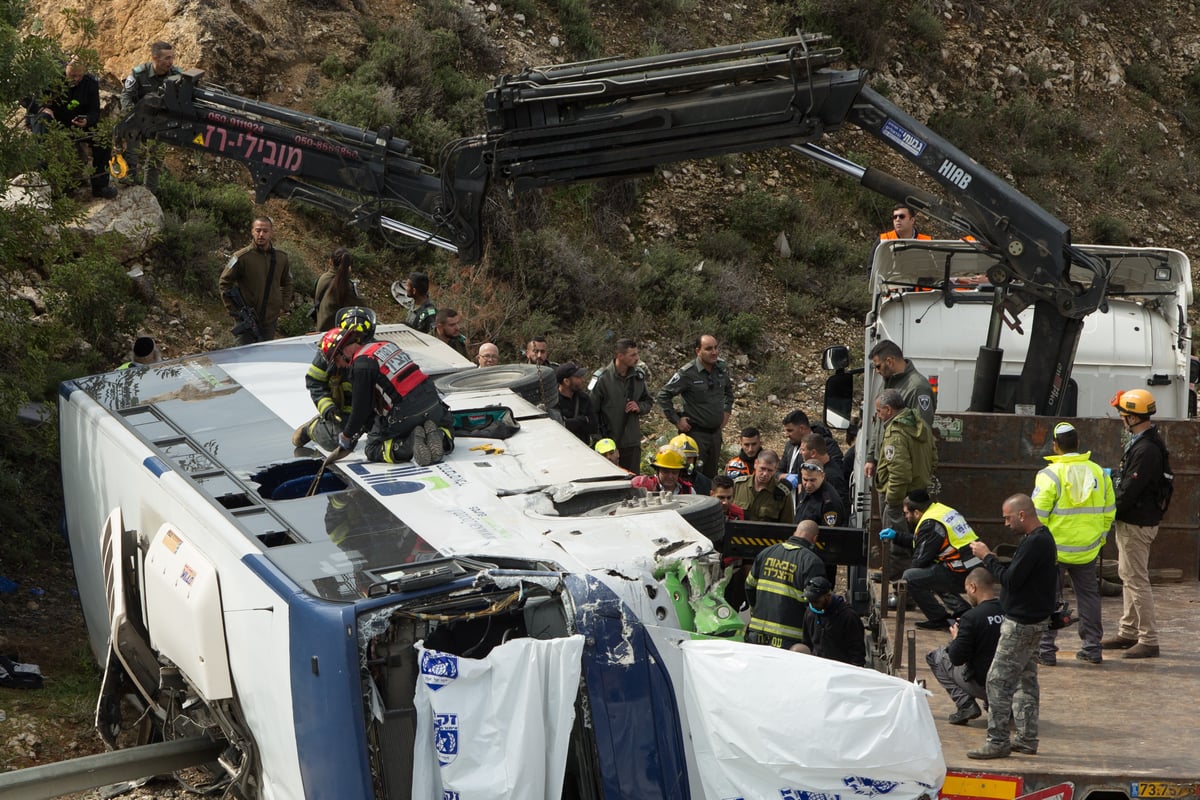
xmin=589 ymin=338 xmax=653 ymax=473
xmin=119 ymin=41 xmax=182 ymax=189
xmin=732 ymin=450 xmax=795 ymax=524
xmin=874 ymin=388 xmax=938 ymax=579
xmin=656 ymin=334 xmax=734 ymax=479
xmin=219 ymin=217 xmax=294 ymax=345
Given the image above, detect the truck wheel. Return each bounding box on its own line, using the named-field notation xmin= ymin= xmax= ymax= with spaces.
xmin=581 ymin=494 xmax=726 ymax=541
xmin=435 ymin=364 xmax=558 ymax=407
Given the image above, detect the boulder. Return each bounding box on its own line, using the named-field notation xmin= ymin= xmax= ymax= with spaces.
xmin=71 ymin=186 xmax=164 ymax=257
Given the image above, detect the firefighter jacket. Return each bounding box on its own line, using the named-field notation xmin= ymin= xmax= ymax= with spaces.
xmin=219 ymin=244 xmax=294 ymax=329
xmin=865 ymin=359 xmax=935 ymax=466
xmin=725 ymin=448 xmax=757 ymax=477
xmin=656 ymin=357 xmax=733 ymax=433
xmin=732 ymin=475 xmax=795 ymax=524
xmin=589 ymin=361 xmax=652 ymax=449
xmin=1115 ymin=426 xmax=1170 ymax=526
xmin=873 ymin=408 xmax=937 ymax=508
xmin=745 ymin=537 xmax=826 ymax=649
xmin=1032 ymin=451 xmax=1116 ymax=564
xmin=305 ymin=350 xmax=353 ymax=419
xmin=905 ymin=502 xmax=979 ymax=572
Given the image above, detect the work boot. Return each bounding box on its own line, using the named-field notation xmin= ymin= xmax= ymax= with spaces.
xmin=916 ymin=618 xmax=952 ymax=631
xmin=1100 ymin=635 xmax=1137 ymax=650
xmin=1122 ymin=643 xmax=1160 ymax=659
xmin=1011 ymin=740 xmax=1038 ymax=755
xmin=967 ymin=741 xmax=1011 ymax=760
xmin=410 ymin=424 xmax=433 ymax=466
xmin=1075 ymin=649 xmax=1102 ymax=664
xmin=1035 ymin=653 xmax=1056 ymax=666
xmin=292 ymin=417 xmax=316 ymax=448
xmin=948 ymin=702 xmax=981 ymax=725
xmin=423 ymin=419 xmax=443 ymax=463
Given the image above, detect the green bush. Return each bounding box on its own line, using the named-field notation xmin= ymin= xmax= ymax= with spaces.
xmin=722 ymin=311 xmax=763 ymax=351
xmin=155 ymin=174 xmax=253 ymax=240
xmin=1087 ymin=214 xmax=1131 ymax=245
xmin=633 ymin=243 xmax=718 ymax=318
xmin=698 ymin=229 xmax=754 ymax=262
xmin=43 ymin=235 xmax=147 ymax=359
xmin=725 ymin=188 xmax=803 ymax=243
xmin=1125 ymin=61 xmax=1167 ymax=102
xmin=158 ymin=213 xmax=224 ymax=295
xmin=549 ymin=0 xmax=602 ymax=58
xmin=907 ymin=4 xmax=945 ymax=47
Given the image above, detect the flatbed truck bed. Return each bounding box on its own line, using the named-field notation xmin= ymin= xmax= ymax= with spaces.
xmin=896 ymin=582 xmax=1200 ymax=799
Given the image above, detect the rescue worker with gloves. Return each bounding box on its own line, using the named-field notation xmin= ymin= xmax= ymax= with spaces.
xmin=293 ymin=307 xmax=376 ymax=450
xmin=881 ymin=489 xmax=980 ymax=630
xmin=323 ymin=326 xmax=454 ymax=465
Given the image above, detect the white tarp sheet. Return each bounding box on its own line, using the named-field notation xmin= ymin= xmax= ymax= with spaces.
xmin=412 ymin=635 xmax=585 ymax=799
xmin=682 ymin=640 xmax=945 ymax=800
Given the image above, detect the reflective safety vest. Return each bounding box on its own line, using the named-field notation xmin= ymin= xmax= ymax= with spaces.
xmin=354 ymin=341 xmax=429 ymax=414
xmin=917 ymin=502 xmax=979 ymax=573
xmin=1032 ymin=451 xmax=1116 ymax=564
xmin=879 ymin=231 xmax=933 ymax=241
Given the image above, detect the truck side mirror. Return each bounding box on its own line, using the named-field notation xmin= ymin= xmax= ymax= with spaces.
xmin=822 ymin=345 xmax=850 ymax=372
xmin=824 ymin=371 xmax=854 ymax=430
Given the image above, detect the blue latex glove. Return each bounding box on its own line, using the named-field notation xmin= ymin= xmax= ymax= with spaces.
xmin=337 ymin=432 xmax=357 ymax=452
xmin=781 ymin=473 xmax=799 ymax=490
xmin=879 ymin=527 xmax=897 ymax=540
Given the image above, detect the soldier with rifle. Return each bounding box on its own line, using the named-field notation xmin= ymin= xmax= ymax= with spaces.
xmin=219 ymin=216 xmax=294 ymax=345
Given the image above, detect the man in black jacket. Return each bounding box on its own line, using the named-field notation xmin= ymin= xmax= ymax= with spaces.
xmin=555 ymin=363 xmax=597 ymax=443
xmin=794 ymin=462 xmax=846 ymax=527
xmin=802 ymin=576 xmax=866 ymax=666
xmin=966 ymin=494 xmax=1057 ymax=760
xmin=26 ymin=59 xmax=117 ymax=198
xmin=925 ymin=568 xmax=1004 ymax=725
xmin=1102 ymin=389 xmax=1171 ymax=659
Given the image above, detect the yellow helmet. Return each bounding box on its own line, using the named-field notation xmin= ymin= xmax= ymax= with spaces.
xmin=652 ymin=446 xmax=686 ymax=471
xmin=668 ymin=434 xmax=699 ymax=459
xmin=1112 ymin=388 xmax=1156 ymax=416
xmin=594 ymin=438 xmax=617 ymax=455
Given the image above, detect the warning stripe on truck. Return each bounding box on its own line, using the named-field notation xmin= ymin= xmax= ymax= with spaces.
xmin=941 ymin=772 xmax=1023 ymax=800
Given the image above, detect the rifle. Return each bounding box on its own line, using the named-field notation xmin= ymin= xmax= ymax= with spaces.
xmin=223 ymin=285 xmax=262 ymax=341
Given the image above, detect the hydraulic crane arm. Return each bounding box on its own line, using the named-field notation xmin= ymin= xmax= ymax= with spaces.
xmin=114 ymin=34 xmax=1107 ymax=414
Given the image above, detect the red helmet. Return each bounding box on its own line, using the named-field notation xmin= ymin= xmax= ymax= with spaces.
xmin=320 ymin=326 xmax=360 ymax=362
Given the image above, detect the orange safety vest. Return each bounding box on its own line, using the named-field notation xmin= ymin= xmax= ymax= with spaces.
xmin=879 ymin=231 xmax=933 ymax=241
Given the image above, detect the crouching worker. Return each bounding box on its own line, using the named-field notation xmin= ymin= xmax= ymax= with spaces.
xmin=293 ymin=307 xmax=376 ymax=450
xmin=324 ymin=326 xmax=454 ymax=465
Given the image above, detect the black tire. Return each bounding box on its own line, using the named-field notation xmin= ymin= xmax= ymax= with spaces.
xmin=581 ymin=494 xmax=726 ymax=542
xmin=436 ymin=364 xmax=558 ymax=407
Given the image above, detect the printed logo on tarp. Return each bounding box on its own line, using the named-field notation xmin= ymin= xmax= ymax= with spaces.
xmin=434 ymin=713 xmax=458 ymax=766
xmin=442 ymin=793 xmax=460 ymax=800
xmin=420 ymin=650 xmax=459 ymax=691
xmin=845 ymin=777 xmax=901 ymax=796
xmin=780 ymin=790 xmax=839 ymax=800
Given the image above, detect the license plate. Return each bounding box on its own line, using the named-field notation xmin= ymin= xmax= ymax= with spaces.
xmin=1131 ymin=783 xmax=1200 ymax=798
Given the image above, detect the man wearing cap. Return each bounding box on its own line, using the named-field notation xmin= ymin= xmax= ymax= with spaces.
xmin=594 ymin=438 xmax=622 ymax=467
xmin=802 ymin=576 xmax=866 ymax=666
xmin=657 ymin=334 xmax=734 ymax=480
xmin=732 ymin=449 xmax=795 ymax=524
xmin=794 ymin=461 xmax=846 ymax=527
xmin=883 ymin=489 xmax=980 ymax=631
xmin=590 ymin=338 xmax=653 ymax=473
xmin=745 ymin=520 xmax=826 ymax=650
xmin=1103 ymin=389 xmax=1171 ymax=659
xmin=1031 ymin=421 xmax=1115 ymax=665
xmin=555 ymin=362 xmax=596 ymax=443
